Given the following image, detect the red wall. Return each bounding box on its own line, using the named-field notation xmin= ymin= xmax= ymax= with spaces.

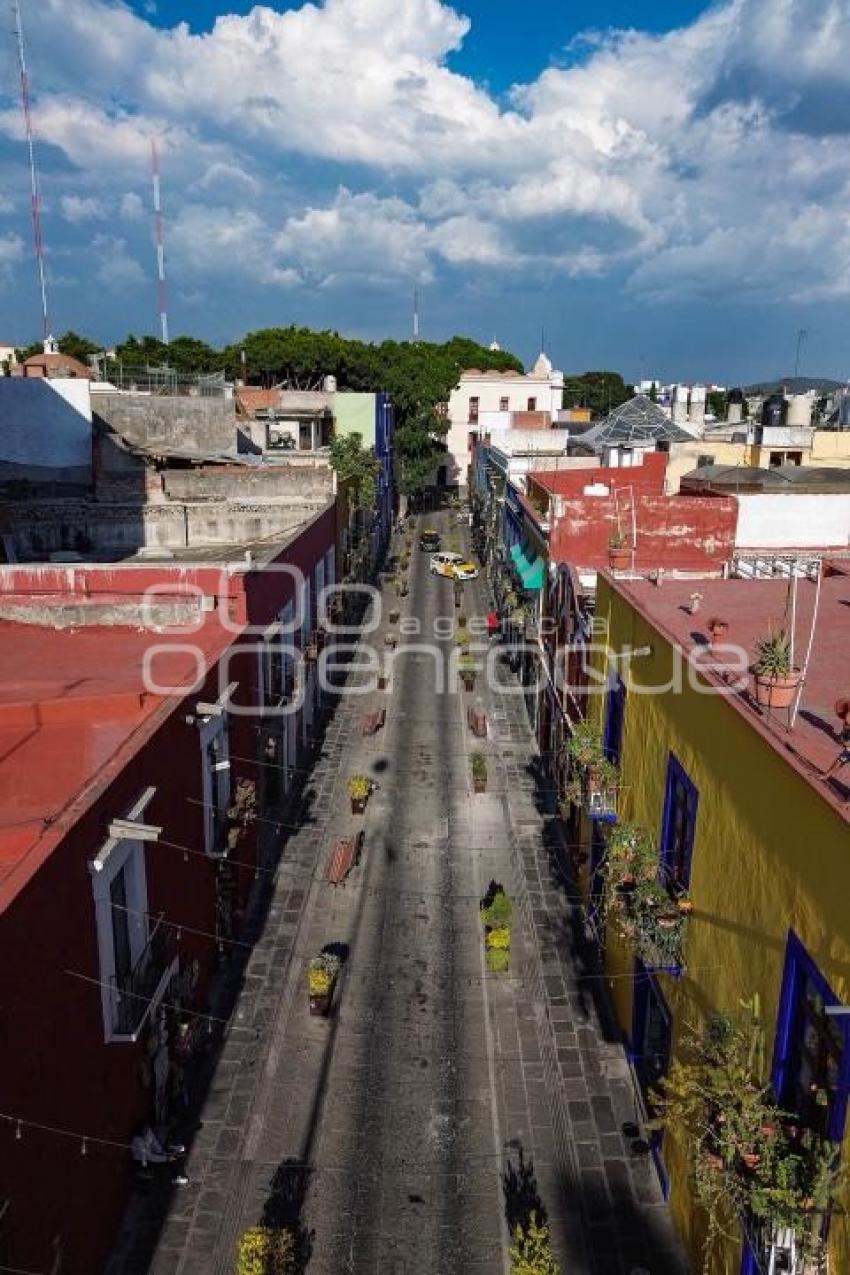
xmin=0 ymin=678 xmax=219 ymax=1275
xmin=529 ymin=451 xmax=668 ymax=501
xmin=549 ymin=492 xmax=738 ymax=572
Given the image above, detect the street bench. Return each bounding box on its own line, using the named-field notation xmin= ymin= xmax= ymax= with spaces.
xmin=467 ymin=706 xmax=488 ymax=738
xmin=362 ymin=708 xmax=386 ymax=736
xmin=326 ymin=832 xmax=365 ymax=886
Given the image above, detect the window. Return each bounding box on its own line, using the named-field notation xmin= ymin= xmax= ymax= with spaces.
xmin=603 ymin=674 xmax=626 ymax=765
xmin=769 ymin=450 xmax=784 ymax=467
xmin=631 ymin=965 xmax=673 ymax=1196
xmin=89 ymin=789 xmax=176 ymax=1041
xmin=660 ymin=754 xmax=698 ymax=891
xmin=527 ymin=397 xmax=537 ymax=411
xmin=499 ymin=396 xmax=509 ymax=412
xmin=773 ymin=932 xmax=850 ymax=1143
xmin=468 ymin=396 xmax=479 ymax=423
xmin=200 ymin=712 xmax=231 ymax=857
xmin=787 ymin=450 xmax=803 ymax=466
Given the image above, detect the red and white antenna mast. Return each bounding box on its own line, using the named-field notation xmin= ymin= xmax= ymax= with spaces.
xmin=150 ymin=139 xmax=169 ymax=345
xmin=12 ymin=0 xmax=50 ymax=344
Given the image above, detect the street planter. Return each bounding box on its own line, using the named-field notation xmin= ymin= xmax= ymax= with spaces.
xmin=348 ymin=775 xmax=371 ymax=814
xmin=480 ymin=882 xmax=512 ymax=973
xmin=307 ymin=952 xmax=341 ymax=1017
xmin=459 ymin=657 xmax=479 ymax=692
xmin=388 ymin=608 xmax=400 ymax=624
xmin=377 ymin=672 xmax=388 ymax=691
xmin=384 ymin=632 xmax=399 ymax=648
xmin=471 ymin=751 xmax=487 ymax=793
xmin=304 ymin=642 xmax=319 ymax=663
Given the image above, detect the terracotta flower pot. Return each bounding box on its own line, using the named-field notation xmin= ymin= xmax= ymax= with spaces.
xmin=708 ymin=620 xmax=728 ymax=646
xmin=677 ymin=899 xmax=694 ymax=915
xmin=351 ymin=796 xmax=368 ymax=815
xmin=473 ymin=777 xmax=487 ymax=793
xmin=609 ymin=548 xmax=630 ymax=570
xmin=754 ymin=671 xmax=801 ymax=709
xmin=460 ymin=672 xmax=476 ymax=691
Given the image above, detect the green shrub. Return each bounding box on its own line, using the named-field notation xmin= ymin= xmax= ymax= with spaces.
xmin=510 ymin=1212 xmax=560 ymax=1275
xmin=481 ymin=889 xmax=512 ymax=929
xmin=471 ymin=752 xmax=487 ymax=783
xmin=236 ymin=1227 xmax=296 ymax=1275
xmin=486 ymin=947 xmax=510 ymax=973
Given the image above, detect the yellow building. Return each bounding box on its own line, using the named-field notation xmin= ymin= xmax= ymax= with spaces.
xmin=667 ymin=430 xmax=850 ymax=493
xmin=573 ymin=569 xmax=850 ymax=1273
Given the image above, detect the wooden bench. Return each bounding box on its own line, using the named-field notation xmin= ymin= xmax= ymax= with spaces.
xmin=326 ymin=832 xmax=365 ymax=886
xmin=362 ymin=708 xmax=386 ymax=736
xmin=467 ymin=705 xmax=488 ymax=738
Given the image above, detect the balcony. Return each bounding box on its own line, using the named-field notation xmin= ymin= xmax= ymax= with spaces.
xmin=111 ymin=914 xmax=178 ymax=1041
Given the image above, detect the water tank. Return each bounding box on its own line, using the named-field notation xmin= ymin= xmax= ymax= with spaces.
xmin=787 ymin=394 xmax=813 ymax=429
xmin=761 ymin=394 xmax=788 ymax=429
xmin=324 ymin=375 xmax=337 ymax=394
xmin=672 ymin=384 xmax=689 ymax=424
xmin=727 ymin=389 xmax=744 ymax=426
xmin=728 ymin=388 xmax=744 ymax=404
xmin=689 ymin=384 xmax=706 ymax=428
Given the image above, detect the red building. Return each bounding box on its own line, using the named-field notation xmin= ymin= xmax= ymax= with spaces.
xmin=0 ymin=505 xmax=337 ymax=1274
xmin=517 ymin=457 xmax=738 ymax=805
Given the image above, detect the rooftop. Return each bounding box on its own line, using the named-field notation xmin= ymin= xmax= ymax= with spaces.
xmin=582 ymin=395 xmax=697 ymax=447
xmin=681 ymin=464 xmax=850 ymax=494
xmin=611 ymin=572 xmax=850 ymax=820
xmin=0 ymin=619 xmax=234 ymax=909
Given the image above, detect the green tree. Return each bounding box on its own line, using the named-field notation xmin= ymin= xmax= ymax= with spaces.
xmin=707 ymin=390 xmax=727 ymax=420
xmin=562 ymin=370 xmax=631 ymax=417
xmin=329 ymin=432 xmax=380 ymax=510
xmin=649 ymin=380 xmax=658 ymax=403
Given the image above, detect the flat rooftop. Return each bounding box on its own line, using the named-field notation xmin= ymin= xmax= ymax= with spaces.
xmin=611 ymin=571 xmax=850 ymax=819
xmin=0 ymin=620 xmax=234 ymax=908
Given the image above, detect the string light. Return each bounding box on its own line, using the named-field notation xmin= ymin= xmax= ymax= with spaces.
xmin=15 ymin=1120 xmax=21 ymax=1140
xmin=80 ymin=1138 xmax=87 ymax=1157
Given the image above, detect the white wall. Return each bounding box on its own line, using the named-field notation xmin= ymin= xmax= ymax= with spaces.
xmin=0 ymin=377 xmax=92 ymax=480
xmin=445 ymin=369 xmax=565 ymax=483
xmin=736 ymin=493 xmax=850 ymax=549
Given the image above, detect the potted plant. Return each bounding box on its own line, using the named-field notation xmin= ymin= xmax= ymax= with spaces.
xmin=485 ymin=924 xmax=511 ymax=972
xmin=384 ymin=631 xmax=399 ymax=648
xmin=608 ymin=528 xmax=631 ymax=570
xmin=236 ymin=1226 xmax=297 ymax=1275
xmin=471 ymin=751 xmax=488 ymax=793
xmin=304 ymin=638 xmax=319 ymax=662
xmin=455 ymin=627 xmax=471 ymax=653
xmin=565 ymin=723 xmax=619 ymax=816
xmin=653 ymin=1012 xmax=842 ymax=1275
xmin=707 ymin=616 xmax=729 ymax=646
xmin=348 ymin=774 xmax=372 ymax=814
xmin=225 ymin=778 xmax=258 ymax=850
xmin=480 ymin=881 xmax=512 ymax=931
xmin=753 ymin=626 xmax=801 ymax=709
xmin=388 ymin=607 xmax=400 ymax=624
xmin=459 ymin=655 xmax=479 ymax=691
xmin=307 ymin=952 xmax=341 ymax=1016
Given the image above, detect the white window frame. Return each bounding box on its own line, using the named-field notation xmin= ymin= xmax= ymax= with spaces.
xmin=88 ymin=789 xmax=176 ymax=1044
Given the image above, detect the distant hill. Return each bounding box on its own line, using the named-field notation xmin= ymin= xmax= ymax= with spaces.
xmin=744 ymin=376 xmax=845 ymax=395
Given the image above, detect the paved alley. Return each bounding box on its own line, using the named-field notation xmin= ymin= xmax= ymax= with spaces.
xmin=112 ymin=510 xmax=686 ymax=1275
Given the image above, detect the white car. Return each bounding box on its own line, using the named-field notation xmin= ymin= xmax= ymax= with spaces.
xmin=429 ymin=552 xmax=480 ymax=581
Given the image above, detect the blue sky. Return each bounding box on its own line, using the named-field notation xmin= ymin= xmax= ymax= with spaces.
xmin=0 ymin=0 xmax=847 ymax=384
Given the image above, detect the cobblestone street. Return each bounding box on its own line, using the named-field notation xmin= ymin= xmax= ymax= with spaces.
xmin=110 ymin=511 xmax=686 ymax=1275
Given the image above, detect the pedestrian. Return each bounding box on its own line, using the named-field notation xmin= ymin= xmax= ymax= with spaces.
xmin=486 ymin=609 xmax=500 ymax=640
xmin=130 ymin=1121 xmax=190 ymax=1186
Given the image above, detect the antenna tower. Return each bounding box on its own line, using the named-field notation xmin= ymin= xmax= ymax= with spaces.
xmin=150 ymin=139 xmax=169 ymax=345
xmin=12 ymin=0 xmax=49 ymax=342
xmin=413 ymin=284 xmax=420 ymax=342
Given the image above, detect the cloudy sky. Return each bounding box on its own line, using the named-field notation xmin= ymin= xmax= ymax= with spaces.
xmin=0 ymin=0 xmax=847 ymax=383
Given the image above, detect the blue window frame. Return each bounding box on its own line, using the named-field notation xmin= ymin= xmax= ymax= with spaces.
xmin=604 ymin=674 xmax=626 ymax=765
xmin=589 ymin=825 xmax=606 ymax=946
xmin=631 ymin=962 xmax=673 ymax=1197
xmin=660 ymin=753 xmax=699 ymax=892
xmin=742 ymin=932 xmax=850 ymax=1274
